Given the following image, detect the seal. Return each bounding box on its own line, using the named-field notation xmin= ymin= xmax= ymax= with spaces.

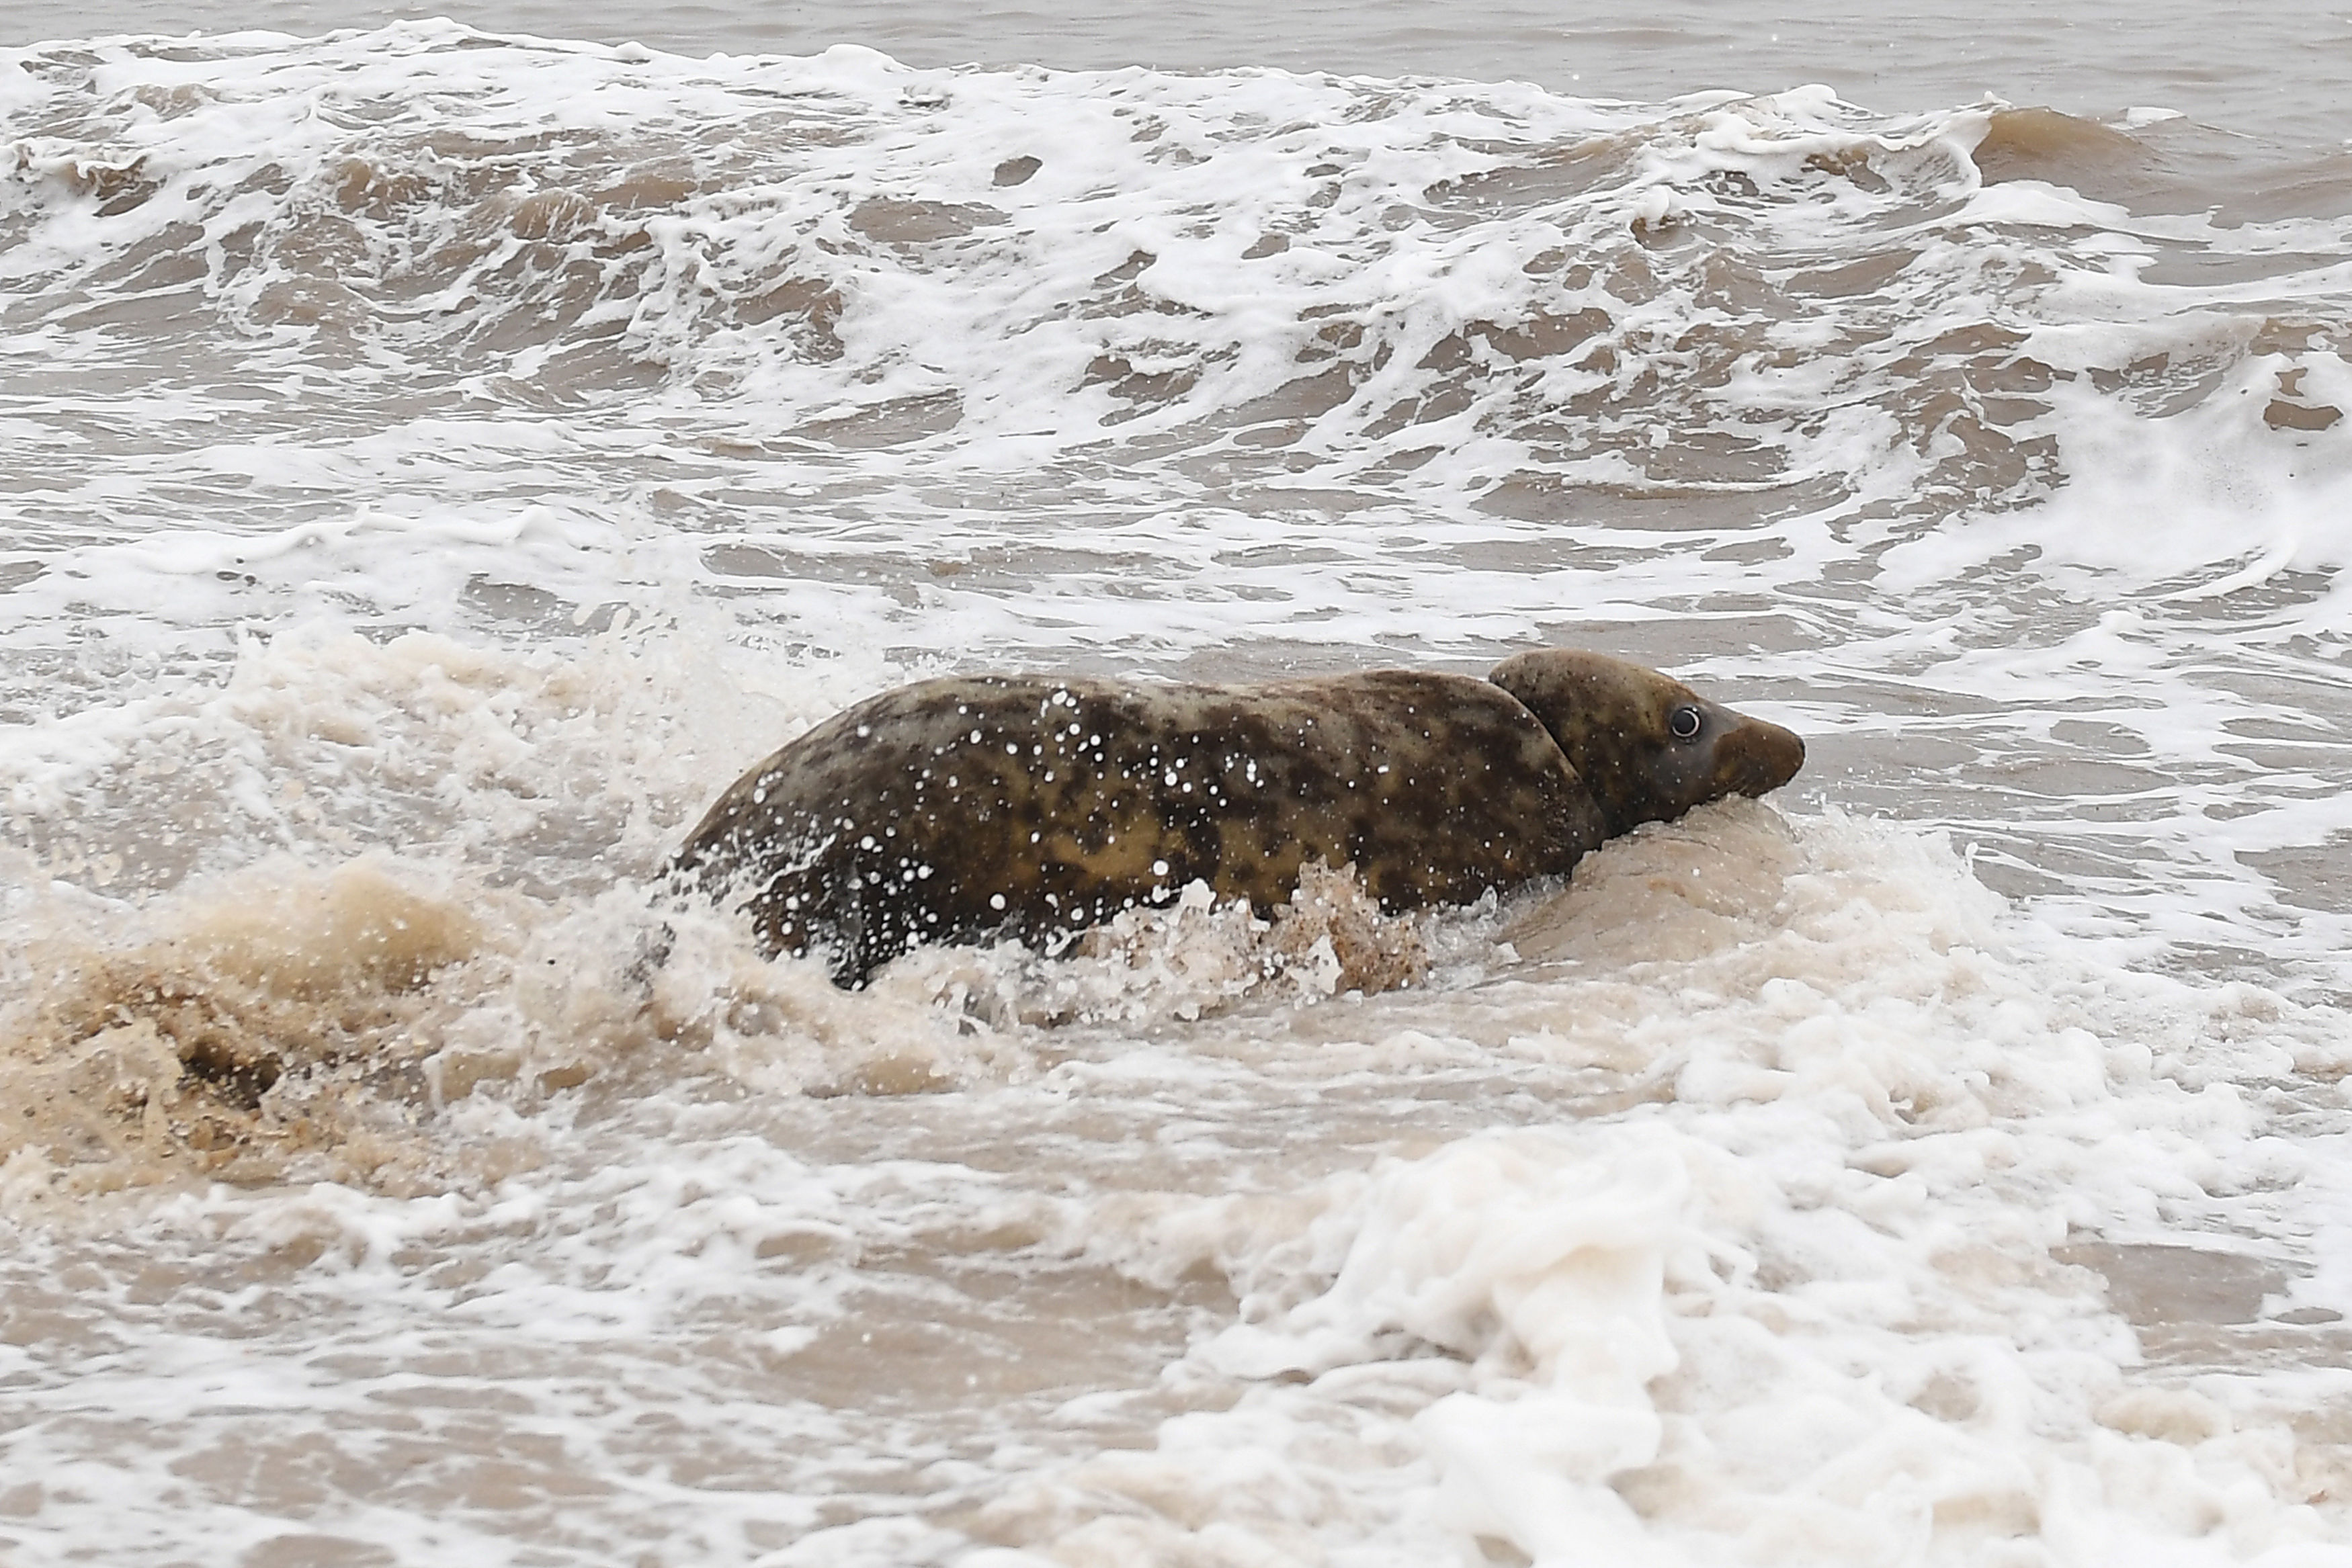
xmin=673 ymin=650 xmax=1804 ymax=986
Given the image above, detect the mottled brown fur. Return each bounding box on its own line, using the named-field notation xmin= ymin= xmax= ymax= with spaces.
xmin=673 ymin=652 xmax=1803 ymax=986
xmin=1490 ymin=650 xmax=1808 ymax=839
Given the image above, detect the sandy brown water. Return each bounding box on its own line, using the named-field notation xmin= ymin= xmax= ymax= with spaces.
xmin=5 ymin=5 xmax=2352 ymax=1563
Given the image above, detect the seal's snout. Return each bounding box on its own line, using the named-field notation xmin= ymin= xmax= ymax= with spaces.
xmin=1715 ymin=716 xmax=1806 ymax=798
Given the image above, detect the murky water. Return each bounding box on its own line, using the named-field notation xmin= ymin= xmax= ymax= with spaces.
xmin=3 ymin=5 xmax=2351 ymax=1564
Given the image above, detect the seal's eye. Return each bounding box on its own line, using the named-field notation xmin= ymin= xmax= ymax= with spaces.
xmin=1668 ymin=705 xmax=1703 ymax=741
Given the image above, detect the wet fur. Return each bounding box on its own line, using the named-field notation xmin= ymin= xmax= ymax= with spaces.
xmin=674 ymin=652 xmax=1804 ymax=987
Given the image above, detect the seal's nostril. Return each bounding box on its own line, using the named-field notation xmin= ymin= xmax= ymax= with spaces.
xmin=1760 ymin=725 xmax=1806 ymax=789
xmin=1716 ymin=722 xmax=1806 ymax=795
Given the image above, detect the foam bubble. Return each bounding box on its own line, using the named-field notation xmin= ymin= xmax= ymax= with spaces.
xmin=5 ymin=25 xmax=2352 ymax=1563
xmin=986 ymin=809 xmax=2352 ymax=1565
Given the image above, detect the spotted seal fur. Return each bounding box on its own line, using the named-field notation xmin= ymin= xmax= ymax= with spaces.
xmin=673 ymin=650 xmax=1804 ymax=986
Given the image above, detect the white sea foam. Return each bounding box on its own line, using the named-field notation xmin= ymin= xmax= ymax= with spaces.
xmin=8 ymin=798 xmax=2348 ymax=1565
xmin=4 ymin=19 xmax=2352 ymax=1567
xmin=994 ymin=810 xmax=2352 ymax=1566
xmin=3 ymin=26 xmax=2347 ymax=977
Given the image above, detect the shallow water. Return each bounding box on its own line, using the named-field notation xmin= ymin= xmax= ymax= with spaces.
xmin=3 ymin=5 xmax=2352 ymax=1565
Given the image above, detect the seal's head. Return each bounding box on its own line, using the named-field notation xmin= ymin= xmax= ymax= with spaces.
xmin=1488 ymin=650 xmax=1805 ymax=838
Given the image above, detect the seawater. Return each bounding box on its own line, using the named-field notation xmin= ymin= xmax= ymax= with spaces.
xmin=3 ymin=6 xmax=2351 ymax=1565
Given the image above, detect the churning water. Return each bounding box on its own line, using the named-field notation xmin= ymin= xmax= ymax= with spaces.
xmin=4 ymin=4 xmax=2352 ymax=1563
